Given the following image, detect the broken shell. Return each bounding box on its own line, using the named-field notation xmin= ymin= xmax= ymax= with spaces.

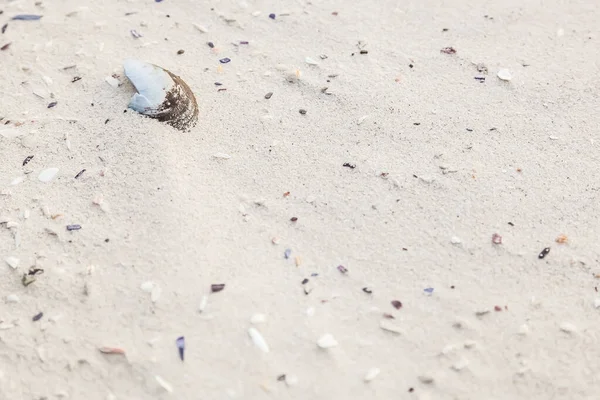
xmin=123 ymin=59 xmax=198 ymax=131
xmin=248 ymin=327 xmax=270 ymax=353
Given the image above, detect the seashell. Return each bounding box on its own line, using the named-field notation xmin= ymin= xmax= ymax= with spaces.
xmin=38 ymin=167 xmax=59 ymax=182
xmin=123 ymin=59 xmax=198 ymax=131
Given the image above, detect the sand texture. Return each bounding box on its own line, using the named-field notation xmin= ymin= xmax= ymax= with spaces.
xmin=1 ymin=0 xmax=600 ymax=399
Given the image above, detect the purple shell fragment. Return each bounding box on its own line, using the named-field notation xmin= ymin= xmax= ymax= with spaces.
xmin=176 ymin=336 xmax=185 ymax=361
xmin=12 ymin=15 xmax=43 ymax=21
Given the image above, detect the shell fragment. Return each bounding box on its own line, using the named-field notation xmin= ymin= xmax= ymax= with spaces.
xmin=317 ymin=333 xmax=338 ymax=349
xmin=248 ymin=327 xmax=270 ymax=352
xmin=5 ymin=257 xmax=20 ymax=269
xmin=38 ymin=168 xmax=59 ymax=182
xmin=123 ymin=59 xmax=199 ymax=131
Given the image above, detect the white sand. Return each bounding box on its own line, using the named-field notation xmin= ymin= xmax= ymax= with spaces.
xmin=1 ymin=0 xmax=600 ymax=399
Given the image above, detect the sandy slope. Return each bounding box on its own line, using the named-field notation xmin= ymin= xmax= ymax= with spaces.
xmin=1 ymin=0 xmax=600 ymax=399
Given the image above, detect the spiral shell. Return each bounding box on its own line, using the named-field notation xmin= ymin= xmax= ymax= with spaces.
xmin=123 ymin=59 xmax=199 ymax=131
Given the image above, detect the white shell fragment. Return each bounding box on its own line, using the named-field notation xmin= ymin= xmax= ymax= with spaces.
xmin=150 ymin=285 xmax=161 ymax=303
xmin=38 ymin=168 xmax=59 ymax=182
xmin=560 ymin=322 xmax=577 ymax=333
xmin=155 ymin=375 xmax=173 ymax=393
xmin=5 ymin=256 xmax=20 ymax=269
xmin=379 ymin=319 xmax=403 ymax=334
xmin=450 ymin=236 xmax=462 ymax=245
xmin=5 ymin=294 xmax=20 ymax=303
xmin=364 ymin=368 xmax=381 ymax=382
xmin=248 ymin=327 xmax=270 ymax=352
xmin=193 ymin=23 xmax=208 ymax=33
xmin=123 ymin=59 xmax=199 ymax=131
xmin=285 ymin=374 xmax=298 ymax=386
xmin=140 ymin=281 xmax=155 ymax=292
xmin=212 ymin=152 xmax=231 ymax=159
xmin=317 ymin=333 xmax=338 ymax=349
xmin=198 ymin=295 xmax=208 ymax=312
xmin=452 ymin=357 xmax=469 ymax=371
xmin=105 ymin=76 xmax=120 ymax=88
xmin=250 ymin=313 xmax=267 ymax=324
xmin=497 ymin=69 xmax=512 ymax=81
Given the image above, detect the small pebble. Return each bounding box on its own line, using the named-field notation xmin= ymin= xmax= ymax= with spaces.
xmin=66 ymin=224 xmax=81 ymax=231
xmin=264 ymin=92 xmax=273 ymax=99
xmin=269 ymin=13 xmax=276 ymax=19
xmin=32 ymin=312 xmax=44 ymax=321
xmin=317 ymin=333 xmax=338 ymax=349
xmin=177 ymin=49 xmax=185 ymax=55
xmin=219 ymin=58 xmax=231 ymax=64
xmin=337 ymin=265 xmax=348 ymax=274
xmin=364 ymin=368 xmax=380 ymax=382
xmin=299 ymin=109 xmax=307 ymax=115
xmin=391 ymin=300 xmax=402 ymax=310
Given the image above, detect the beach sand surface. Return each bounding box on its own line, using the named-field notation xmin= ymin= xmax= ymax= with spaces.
xmin=1 ymin=0 xmax=600 ymax=399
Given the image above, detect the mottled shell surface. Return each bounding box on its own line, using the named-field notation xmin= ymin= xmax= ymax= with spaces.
xmin=123 ymin=59 xmax=198 ymax=131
